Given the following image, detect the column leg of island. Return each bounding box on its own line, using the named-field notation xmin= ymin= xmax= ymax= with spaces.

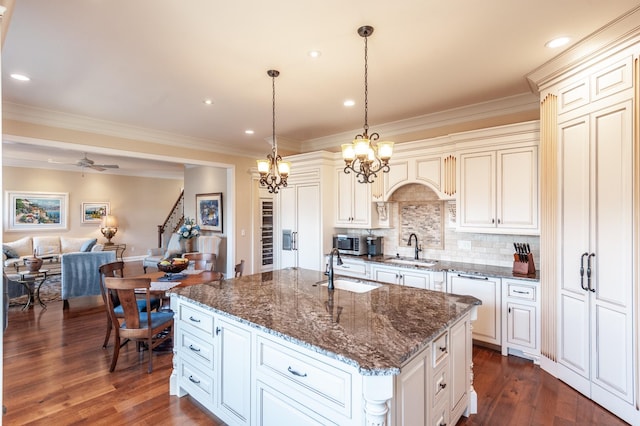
xmin=169 ymin=294 xmax=187 ymax=397
xmin=362 ymin=374 xmax=393 ymax=426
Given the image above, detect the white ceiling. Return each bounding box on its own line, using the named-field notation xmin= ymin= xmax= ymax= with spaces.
xmin=2 ymin=0 xmax=639 ymax=176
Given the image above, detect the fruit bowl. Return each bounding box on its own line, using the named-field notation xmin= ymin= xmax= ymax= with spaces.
xmin=157 ymin=260 xmax=189 ymax=273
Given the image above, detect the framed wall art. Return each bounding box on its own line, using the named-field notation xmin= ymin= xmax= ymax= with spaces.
xmin=196 ymin=192 xmax=223 ymax=232
xmin=5 ymin=191 xmax=69 ymax=231
xmin=81 ymin=202 xmax=110 ymax=224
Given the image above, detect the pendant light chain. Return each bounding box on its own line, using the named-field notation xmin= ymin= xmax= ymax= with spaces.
xmin=340 ymin=25 xmax=394 ymax=184
xmin=363 ymin=34 xmax=369 ymax=134
xmin=272 ymin=72 xmax=277 ymax=155
xmin=256 ymin=69 xmax=290 ymax=193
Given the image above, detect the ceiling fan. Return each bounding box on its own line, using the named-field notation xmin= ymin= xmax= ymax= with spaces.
xmin=48 ymin=153 xmax=120 ymax=172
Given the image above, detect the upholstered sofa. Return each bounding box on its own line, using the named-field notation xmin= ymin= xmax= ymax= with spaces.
xmin=3 ymin=236 xmax=103 ymax=274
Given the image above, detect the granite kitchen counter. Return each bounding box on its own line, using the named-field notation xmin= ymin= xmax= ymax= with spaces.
xmin=355 ymin=254 xmax=540 ymax=281
xmin=171 ymin=267 xmax=480 ymax=375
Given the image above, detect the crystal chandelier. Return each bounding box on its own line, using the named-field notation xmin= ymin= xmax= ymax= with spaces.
xmin=341 ymin=25 xmax=394 ymax=184
xmin=257 ymin=69 xmax=291 ymax=193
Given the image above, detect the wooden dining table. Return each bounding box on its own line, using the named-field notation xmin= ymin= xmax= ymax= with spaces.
xmin=134 ymin=270 xmax=224 ymax=308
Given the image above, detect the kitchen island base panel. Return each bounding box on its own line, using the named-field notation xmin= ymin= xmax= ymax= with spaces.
xmin=169 ymin=268 xmax=480 ymax=425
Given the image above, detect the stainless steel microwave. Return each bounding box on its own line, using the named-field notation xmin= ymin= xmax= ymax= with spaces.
xmin=332 ymin=234 xmax=367 ymax=255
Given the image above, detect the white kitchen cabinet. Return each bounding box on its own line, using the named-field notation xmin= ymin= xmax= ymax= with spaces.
xmin=279 ymin=183 xmax=321 ymax=270
xmin=458 ymin=144 xmax=538 ymax=234
xmin=555 ymin=54 xmax=635 ymax=415
xmin=327 ymin=256 xmax=369 ymax=279
xmin=335 ymin=167 xmax=370 ymax=227
xmin=447 ymin=273 xmax=501 ymax=346
xmin=276 ymin=152 xmax=334 ymax=272
xmin=217 ymin=317 xmax=252 ymax=425
xmin=172 ymin=299 xmax=251 ymax=425
xmin=501 ymin=278 xmax=540 ymax=363
xmin=370 ymin=264 xmax=442 ymax=290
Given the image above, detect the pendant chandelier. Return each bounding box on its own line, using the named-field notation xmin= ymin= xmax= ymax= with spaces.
xmin=257 ymin=69 xmax=290 ymax=193
xmin=341 ymin=25 xmax=394 ymax=184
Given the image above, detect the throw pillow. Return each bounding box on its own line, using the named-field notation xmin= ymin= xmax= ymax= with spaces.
xmin=3 ymin=236 xmax=33 ymax=257
xmin=81 ymin=238 xmax=97 ymax=252
xmin=2 ymin=244 xmax=19 ymax=259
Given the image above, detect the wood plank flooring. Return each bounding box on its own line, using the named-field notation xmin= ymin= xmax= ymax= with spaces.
xmin=2 ymin=262 xmax=629 ymax=425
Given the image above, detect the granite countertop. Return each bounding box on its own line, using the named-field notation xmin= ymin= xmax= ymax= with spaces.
xmin=171 ymin=267 xmax=480 ymax=376
xmin=347 ymin=254 xmax=540 ymax=282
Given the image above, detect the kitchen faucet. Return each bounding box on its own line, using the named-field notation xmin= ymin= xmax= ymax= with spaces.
xmin=408 ymin=233 xmax=422 ymax=260
xmin=325 ymin=248 xmax=343 ymax=290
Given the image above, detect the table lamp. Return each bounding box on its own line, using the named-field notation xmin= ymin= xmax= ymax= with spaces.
xmin=100 ymin=215 xmax=118 ymax=245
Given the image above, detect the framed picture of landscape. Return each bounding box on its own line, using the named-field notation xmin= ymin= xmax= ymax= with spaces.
xmin=81 ymin=202 xmax=110 ymax=224
xmin=196 ymin=192 xmax=223 ymax=233
xmin=5 ymin=191 xmax=69 ymax=231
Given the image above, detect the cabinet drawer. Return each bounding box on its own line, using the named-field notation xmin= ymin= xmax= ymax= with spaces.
xmin=256 ymin=336 xmax=352 ymax=417
xmin=178 ymin=329 xmax=214 ymax=369
xmin=334 ymin=260 xmax=367 ymax=277
xmin=179 ymin=302 xmax=214 ymax=335
xmin=507 ymin=282 xmax=536 ymax=301
xmin=432 ymin=362 xmax=450 ymax=408
xmin=432 ymin=332 xmax=449 ymax=368
xmin=179 ymin=359 xmax=214 ymax=406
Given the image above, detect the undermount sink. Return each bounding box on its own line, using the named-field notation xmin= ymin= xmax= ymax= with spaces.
xmin=385 ymin=258 xmax=438 ymax=267
xmin=320 ymin=279 xmax=379 ymax=293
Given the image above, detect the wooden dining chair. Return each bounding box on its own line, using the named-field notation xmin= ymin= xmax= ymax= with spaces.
xmin=235 ymin=259 xmax=245 ymax=278
xmin=98 ymin=261 xmax=159 ymax=349
xmin=182 ymin=252 xmax=217 ymax=271
xmin=104 ymin=277 xmax=174 ymax=373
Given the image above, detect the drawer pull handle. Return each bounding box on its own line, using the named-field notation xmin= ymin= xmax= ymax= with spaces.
xmin=188 ymin=344 xmax=201 ymax=352
xmin=457 ymin=274 xmax=488 ymax=281
xmin=189 ymin=316 xmax=201 ymax=323
xmin=439 ymin=382 xmax=447 ymax=389
xmin=188 ymin=375 xmax=200 ymax=384
xmin=340 ymin=265 xmax=351 ymax=269
xmin=439 ymin=346 xmax=447 ymax=352
xmin=513 ymin=290 xmax=529 ymax=295
xmin=287 ymin=366 xmax=308 ymax=377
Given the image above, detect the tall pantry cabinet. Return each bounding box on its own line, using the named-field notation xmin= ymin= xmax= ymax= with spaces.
xmin=528 ymin=12 xmax=640 ymax=424
xmin=275 ymin=152 xmax=335 ymax=272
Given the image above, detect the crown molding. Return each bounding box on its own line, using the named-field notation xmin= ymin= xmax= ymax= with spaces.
xmin=2 ymin=102 xmax=261 ymax=158
xmin=527 ymin=5 xmax=640 ymax=91
xmin=300 ymin=92 xmax=539 ymax=151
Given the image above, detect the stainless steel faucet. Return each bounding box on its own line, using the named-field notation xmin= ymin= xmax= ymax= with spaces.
xmin=408 ymin=233 xmax=422 ymax=260
xmin=325 ymin=248 xmax=343 ymax=290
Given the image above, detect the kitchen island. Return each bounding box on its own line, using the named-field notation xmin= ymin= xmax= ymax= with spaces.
xmin=169 ymin=267 xmax=480 ymax=425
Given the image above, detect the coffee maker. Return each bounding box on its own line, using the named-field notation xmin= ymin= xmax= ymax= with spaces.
xmin=365 ymin=236 xmax=383 ymax=257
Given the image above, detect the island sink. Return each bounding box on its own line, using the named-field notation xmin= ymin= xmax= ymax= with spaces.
xmin=319 ymin=279 xmax=379 ymax=293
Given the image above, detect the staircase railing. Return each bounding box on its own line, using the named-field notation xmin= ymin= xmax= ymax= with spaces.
xmin=157 ymin=190 xmax=184 ymax=248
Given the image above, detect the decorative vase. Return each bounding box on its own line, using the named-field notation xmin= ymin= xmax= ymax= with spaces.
xmin=183 ymin=238 xmax=197 ymax=253
xmin=25 ymin=251 xmax=43 ymax=272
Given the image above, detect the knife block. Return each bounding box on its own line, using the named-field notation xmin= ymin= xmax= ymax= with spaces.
xmin=513 ymin=253 xmax=536 ymax=276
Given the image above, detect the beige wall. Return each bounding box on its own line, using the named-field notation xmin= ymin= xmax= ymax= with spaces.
xmin=2 ymin=165 xmax=183 ymax=256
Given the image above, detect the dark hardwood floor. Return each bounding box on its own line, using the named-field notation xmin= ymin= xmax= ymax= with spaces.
xmin=2 ymin=262 xmax=629 ymax=425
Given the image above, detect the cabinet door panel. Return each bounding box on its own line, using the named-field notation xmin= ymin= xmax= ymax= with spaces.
xmin=372 ymin=267 xmax=399 ymax=285
xmin=279 ymin=186 xmax=297 ymax=269
xmin=218 ymin=318 xmax=251 ymax=424
xmin=296 ymin=184 xmax=321 ymax=271
xmin=459 ymin=152 xmax=495 ymax=228
xmin=497 ymin=147 xmax=537 ymax=229
xmin=448 ymin=275 xmax=500 ymax=345
xmin=402 ymin=271 xmax=430 ymax=289
xmin=506 ymin=303 xmax=535 ymax=349
xmin=335 ymin=170 xmax=353 ymax=225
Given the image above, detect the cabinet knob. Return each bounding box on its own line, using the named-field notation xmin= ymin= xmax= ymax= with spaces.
xmin=439 ymin=346 xmax=447 ymax=352
xmin=215 ymin=327 xmax=221 ymax=335
xmin=439 ymin=382 xmax=447 ymax=389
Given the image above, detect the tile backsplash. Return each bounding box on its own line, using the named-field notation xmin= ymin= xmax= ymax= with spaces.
xmin=335 ymin=183 xmax=540 ymax=269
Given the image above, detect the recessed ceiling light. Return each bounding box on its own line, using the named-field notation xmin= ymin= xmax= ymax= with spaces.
xmin=203 ymin=99 xmax=213 ymax=105
xmin=10 ymin=73 xmax=30 ymax=81
xmin=245 ymin=130 xmax=254 ymax=135
xmin=343 ymin=100 xmax=355 ymax=107
xmin=545 ymin=37 xmax=570 ymax=48
xmin=309 ymin=50 xmax=321 ymax=58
